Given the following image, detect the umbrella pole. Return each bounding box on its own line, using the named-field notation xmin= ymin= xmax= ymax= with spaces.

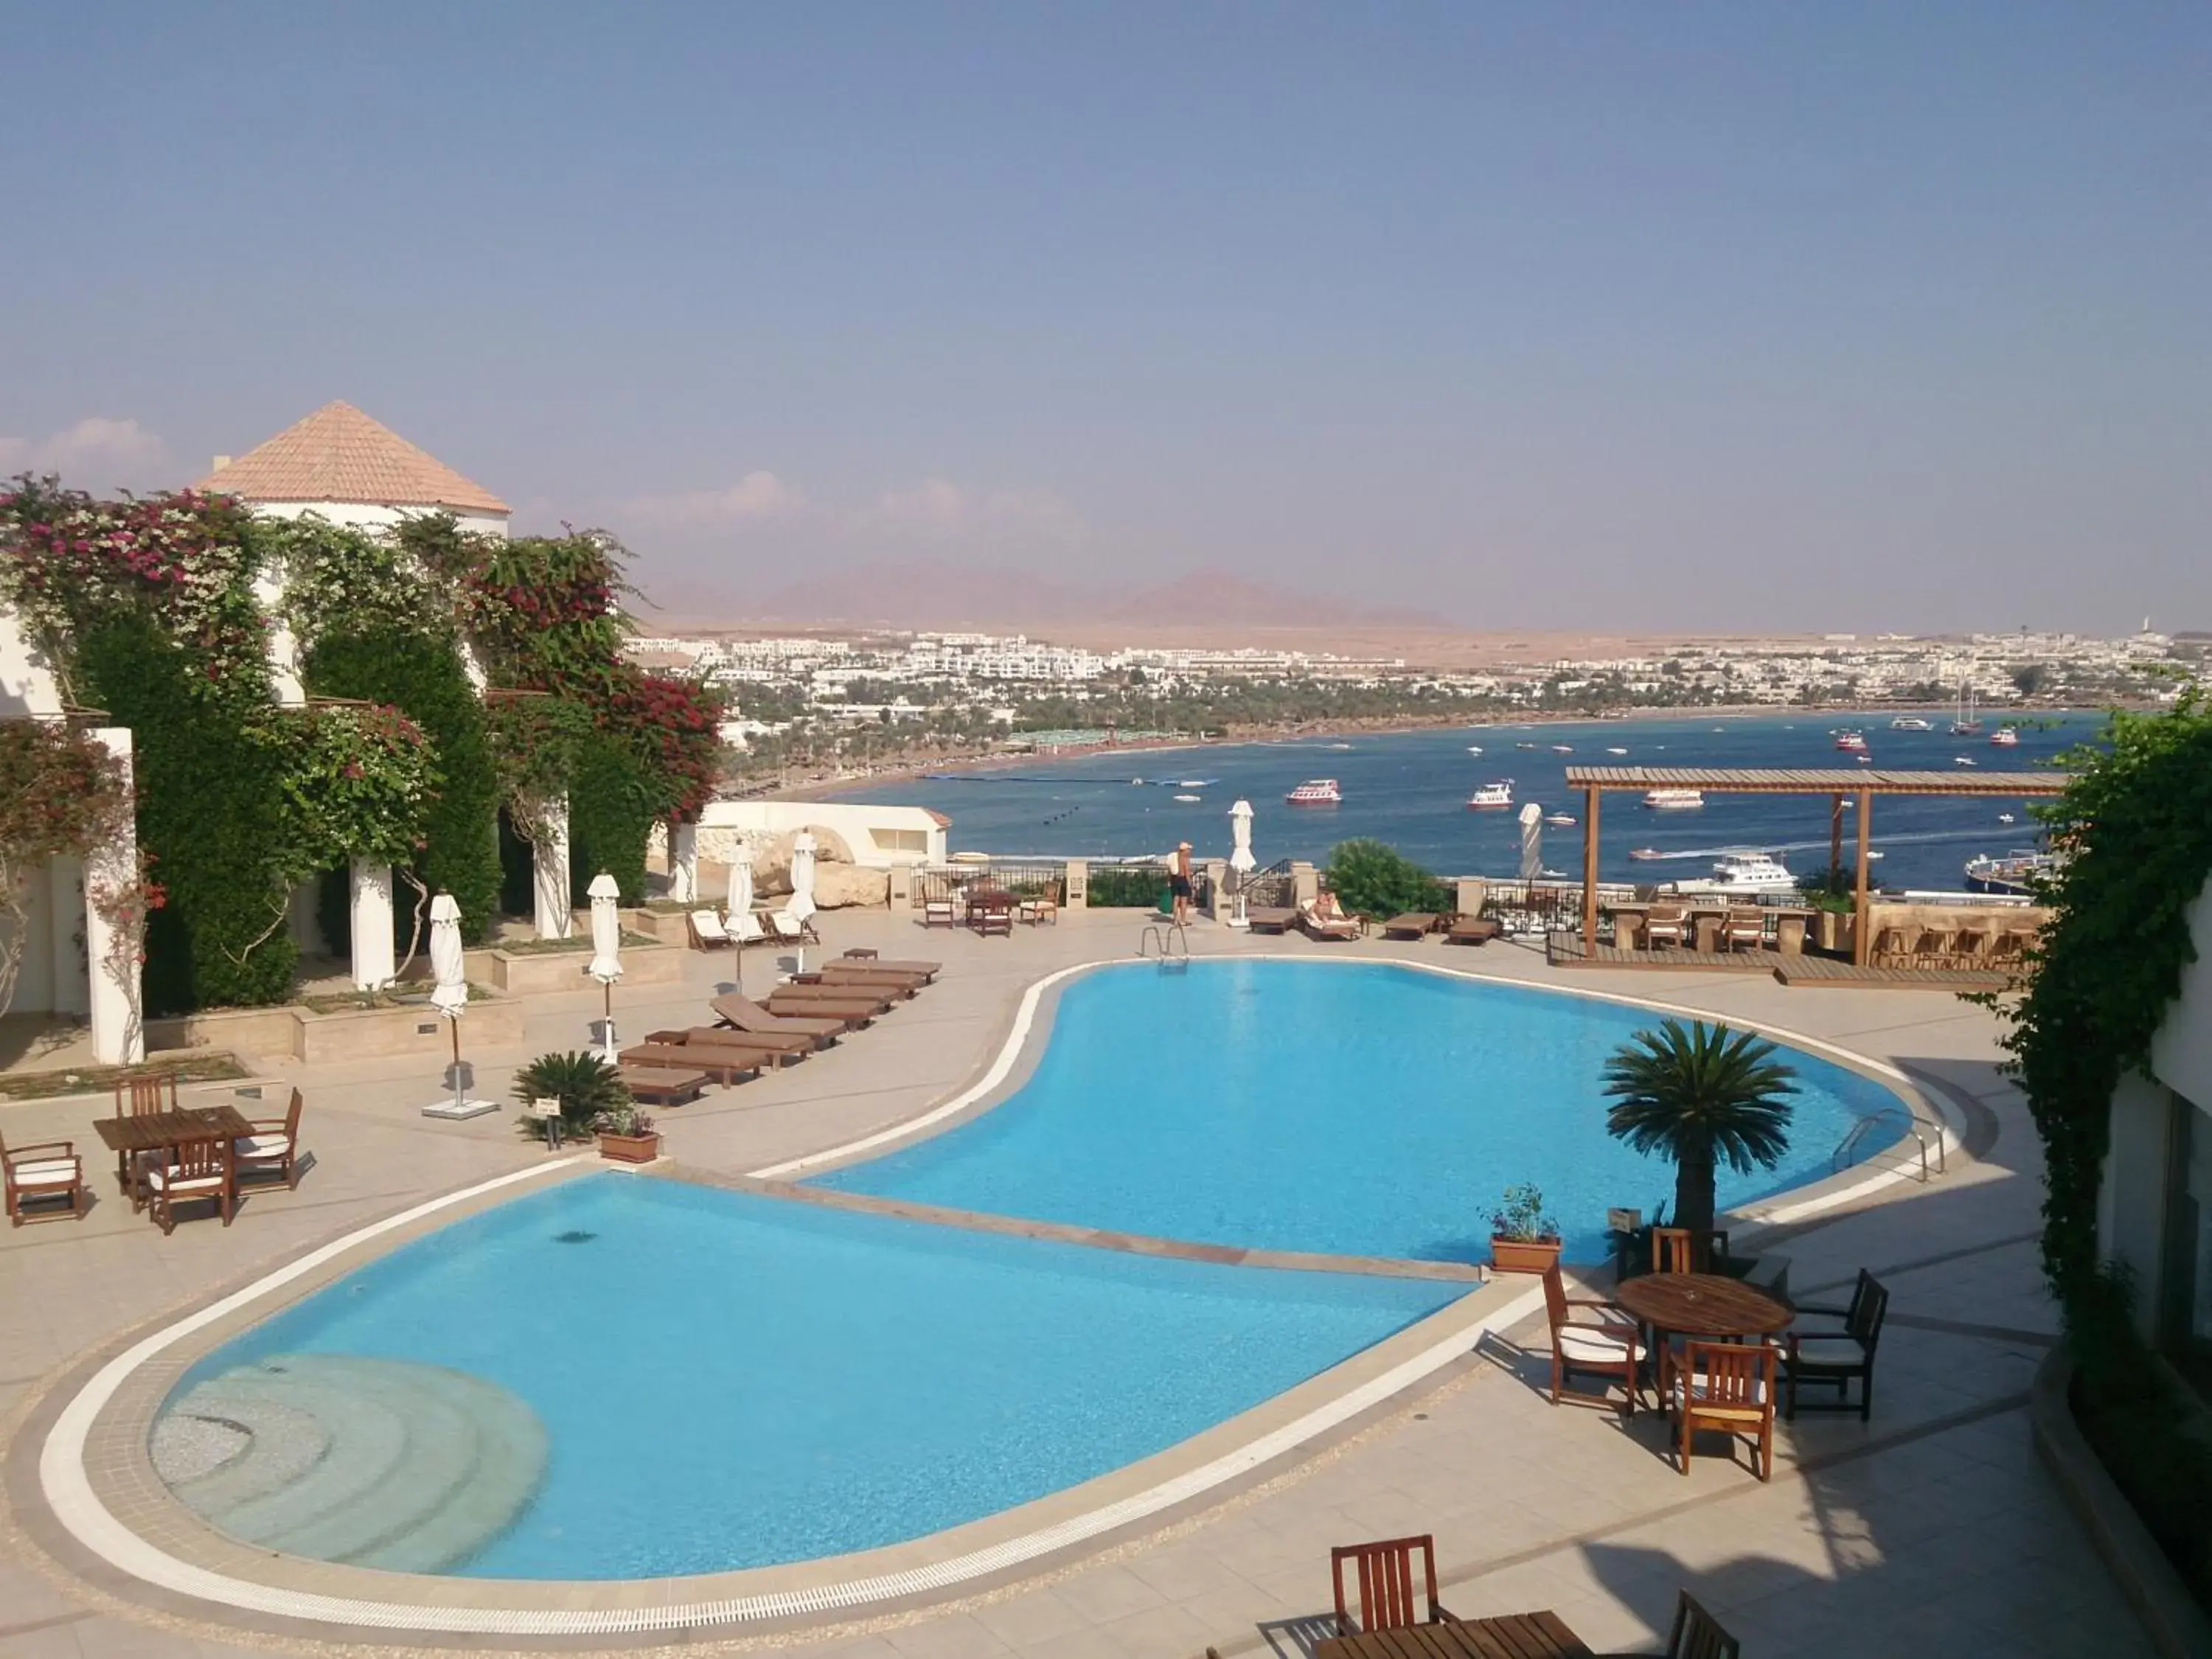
xmin=449 ymin=1016 xmax=465 ymax=1111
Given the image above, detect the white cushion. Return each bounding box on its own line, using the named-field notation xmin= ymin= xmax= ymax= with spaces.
xmin=730 ymin=911 xmax=765 ymax=941
xmin=10 ymin=1159 xmax=80 ymax=1188
xmin=146 ymin=1169 xmax=223 ymax=1194
xmin=691 ymin=910 xmax=729 ymax=939
xmin=1557 ymin=1328 xmax=1633 ymax=1364
xmin=1789 ymin=1335 xmax=1868 ymax=1363
xmin=234 ymin=1134 xmax=292 ymax=1158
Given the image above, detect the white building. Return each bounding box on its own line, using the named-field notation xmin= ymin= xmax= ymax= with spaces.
xmin=198 ymin=401 xmax=511 ymax=540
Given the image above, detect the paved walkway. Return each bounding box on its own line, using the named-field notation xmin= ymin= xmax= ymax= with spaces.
xmin=0 ymin=909 xmax=2153 ymax=1658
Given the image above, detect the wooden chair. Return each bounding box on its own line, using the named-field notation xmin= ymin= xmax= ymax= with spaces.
xmin=1651 ymin=1227 xmax=1703 ymax=1274
xmin=1018 ymin=893 xmax=1059 ymax=925
xmin=142 ymin=1135 xmax=234 ymax=1235
xmin=1642 ymin=905 xmax=1688 ymax=949
xmin=1782 ymin=1268 xmax=1889 ymax=1421
xmin=1543 ymin=1264 xmax=1639 ymax=1416
xmin=233 ymin=1088 xmax=303 ymax=1190
xmin=1909 ymin=925 xmax=1952 ymax=969
xmin=1721 ymin=908 xmax=1764 ymax=953
xmin=1870 ymin=925 xmax=1910 ymax=967
xmin=1671 ymin=1341 xmax=1777 ymax=1480
xmin=1947 ymin=927 xmax=1988 ymax=969
xmin=119 ymin=1074 xmax=179 ymax=1115
xmin=728 ymin=908 xmax=768 ymax=946
xmin=767 ymin=908 xmax=821 ymax=945
xmin=1330 ymin=1534 xmax=1450 ymax=1635
xmin=3 ymin=1136 xmax=87 ymax=1225
xmin=1656 ymin=1590 xmax=1741 ymax=1658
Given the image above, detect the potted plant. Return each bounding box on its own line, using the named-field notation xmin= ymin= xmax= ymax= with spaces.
xmin=591 ymin=1102 xmax=660 ymax=1164
xmin=1489 ymin=1182 xmax=1563 ymax=1273
xmin=512 ymin=1051 xmax=645 ymax=1155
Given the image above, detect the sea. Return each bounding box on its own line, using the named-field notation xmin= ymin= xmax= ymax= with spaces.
xmin=824 ymin=710 xmax=2101 ymax=891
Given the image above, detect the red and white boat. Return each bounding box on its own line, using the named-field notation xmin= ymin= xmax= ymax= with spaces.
xmin=1284 ymin=778 xmax=1342 ymax=806
xmin=1989 ymin=726 xmax=2020 ymax=747
xmin=1834 ymin=730 xmax=1868 ymax=752
xmin=1466 ymin=780 xmax=1514 ymax=810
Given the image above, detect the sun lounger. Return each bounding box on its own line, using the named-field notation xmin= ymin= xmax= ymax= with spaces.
xmin=768 ymin=981 xmax=896 ymax=1013
xmin=765 ymin=991 xmax=884 ymax=1024
xmin=766 ymin=908 xmax=821 ymax=945
xmin=1381 ymin=912 xmax=1438 ymax=940
xmin=686 ymin=910 xmax=734 ymax=950
xmin=620 ymin=1065 xmax=711 ymax=1107
xmin=710 ymin=992 xmax=845 ymax=1044
xmin=806 ymin=965 xmax=925 ymax=995
xmin=1299 ymin=905 xmax=1360 ymax=942
xmin=1246 ymin=906 xmax=1298 ymax=934
xmin=841 ymin=951 xmax=940 ymax=980
xmin=644 ymin=1026 xmax=813 ymax=1068
xmin=1446 ymin=917 xmax=1500 ymax=945
xmin=620 ymin=1043 xmax=759 ymax=1086
xmin=728 ymin=908 xmax=768 ymax=945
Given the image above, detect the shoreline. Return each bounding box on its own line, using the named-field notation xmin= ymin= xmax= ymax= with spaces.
xmin=758 ymin=702 xmax=2090 ymax=803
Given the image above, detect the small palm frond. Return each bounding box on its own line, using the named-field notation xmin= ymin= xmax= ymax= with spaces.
xmin=1601 ymin=1018 xmax=1798 ymax=1173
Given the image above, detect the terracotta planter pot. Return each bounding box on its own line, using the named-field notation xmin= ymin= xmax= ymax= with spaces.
xmin=599 ymin=1130 xmax=661 ymax=1164
xmin=1490 ymin=1237 xmax=1562 ymax=1274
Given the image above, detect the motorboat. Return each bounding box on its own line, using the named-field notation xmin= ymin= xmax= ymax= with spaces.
xmin=1467 ymin=745 xmax=1484 ymax=756
xmin=1857 ymin=753 xmax=1873 ymax=765
xmin=1954 ymin=756 xmax=1978 ymax=767
xmin=1642 ymin=788 xmax=1705 ymax=810
xmin=1285 ymin=778 xmax=1342 ymax=806
xmin=1543 ymin=813 xmax=1577 ymax=827
xmin=1834 ymin=730 xmax=1868 ymax=752
xmin=1965 ymin=849 xmax=2059 ymax=897
xmin=1467 ymin=780 xmax=1515 ymax=810
xmin=1990 ymin=726 xmax=2020 ymax=748
xmin=1172 ymin=793 xmax=1201 ymax=803
xmin=1669 ymin=852 xmax=1797 ymax=896
xmin=1998 ymin=813 xmax=2016 ymax=824
xmin=1629 ymin=846 xmax=1667 ymax=861
xmin=1551 ymin=743 xmax=1573 ymax=754
xmin=1889 ymin=715 xmax=1934 ymax=731
xmin=1605 ymin=746 xmax=1629 ymax=755
xmin=1515 ymin=741 xmax=1538 ymax=750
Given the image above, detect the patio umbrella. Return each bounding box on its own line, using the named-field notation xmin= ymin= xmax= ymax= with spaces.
xmin=728 ymin=844 xmax=755 ymax=924
xmin=424 ymin=891 xmax=485 ymax=1118
xmin=788 ymin=830 xmax=818 ymax=973
xmin=586 ymin=871 xmax=622 ymax=1061
xmin=1226 ymin=799 xmax=1256 ymax=928
xmin=1518 ymin=803 xmax=1543 ymax=882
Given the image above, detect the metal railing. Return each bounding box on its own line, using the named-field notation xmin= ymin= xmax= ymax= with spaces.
xmin=912 ymin=861 xmax=1065 ymax=903
xmin=1832 ymin=1107 xmax=1947 ymax=1182
xmin=1137 ymin=921 xmax=1190 ymax=962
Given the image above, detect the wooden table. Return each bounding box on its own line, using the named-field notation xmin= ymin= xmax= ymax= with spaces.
xmin=94 ymin=1106 xmax=253 ymax=1191
xmin=1614 ymin=1271 xmax=1792 ymax=1339
xmin=1317 ymin=1610 xmax=1593 ymax=1658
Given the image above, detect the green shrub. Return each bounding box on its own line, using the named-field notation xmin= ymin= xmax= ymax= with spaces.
xmin=1086 ymin=865 xmax=1169 ymax=907
xmin=568 ymin=733 xmax=660 ymax=905
xmin=1325 ymin=838 xmax=1452 ymax=918
xmin=512 ymin=1050 xmax=631 ymax=1140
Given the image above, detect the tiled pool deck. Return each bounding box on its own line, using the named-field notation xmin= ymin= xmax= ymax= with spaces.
xmin=0 ymin=909 xmax=2154 ymax=1658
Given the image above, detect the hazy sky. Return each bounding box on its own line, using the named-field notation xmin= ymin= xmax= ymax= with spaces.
xmin=4 ymin=4 xmax=2207 ymax=633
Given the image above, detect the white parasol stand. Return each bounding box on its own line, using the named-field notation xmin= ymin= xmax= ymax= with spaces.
xmin=1518 ymin=802 xmax=1544 ymax=883
xmin=788 ymin=830 xmax=818 ymax=973
xmin=422 ymin=891 xmax=494 ymax=1119
xmin=1227 ymin=799 xmax=1256 ymax=928
xmin=728 ymin=846 xmax=757 ymax=995
xmin=586 ymin=871 xmax=623 ymax=1061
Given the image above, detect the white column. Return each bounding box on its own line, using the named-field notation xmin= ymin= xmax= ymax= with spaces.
xmin=533 ymin=795 xmax=572 ymax=939
xmin=83 ymin=727 xmax=143 ymax=1065
xmin=349 ymin=859 xmax=397 ymax=990
xmin=252 ymin=574 xmax=307 ymax=706
xmin=47 ymin=855 xmax=89 ymax=1018
xmin=669 ymin=821 xmax=699 ymax=905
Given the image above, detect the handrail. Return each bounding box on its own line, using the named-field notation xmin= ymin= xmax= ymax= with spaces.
xmin=1136 ymin=922 xmax=1189 ymax=961
xmin=1832 ymin=1106 xmax=1946 ymax=1181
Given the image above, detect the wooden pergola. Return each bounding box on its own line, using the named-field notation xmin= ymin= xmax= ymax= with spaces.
xmin=1562 ymin=767 xmax=2071 ymax=964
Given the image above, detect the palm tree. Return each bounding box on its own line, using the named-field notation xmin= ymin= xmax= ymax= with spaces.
xmin=1601 ymin=1019 xmax=1797 ymax=1234
xmin=513 ymin=1051 xmax=630 ymax=1141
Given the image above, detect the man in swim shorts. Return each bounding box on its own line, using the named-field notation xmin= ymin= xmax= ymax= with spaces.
xmin=1171 ymin=841 xmax=1194 ymax=925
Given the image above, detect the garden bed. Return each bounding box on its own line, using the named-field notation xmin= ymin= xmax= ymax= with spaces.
xmin=0 ymin=1053 xmax=250 ymax=1102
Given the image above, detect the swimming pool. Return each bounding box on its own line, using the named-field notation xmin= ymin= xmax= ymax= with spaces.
xmin=817 ymin=959 xmax=1903 ymax=1262
xmin=155 ymin=1175 xmax=1460 ymax=1579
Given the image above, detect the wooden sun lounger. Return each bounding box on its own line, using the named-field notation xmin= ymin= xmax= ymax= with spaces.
xmin=619 ymin=1044 xmax=759 ymax=1086
xmin=644 ymin=1027 xmax=813 ymax=1068
xmin=769 ymin=982 xmax=896 ymax=1014
xmin=841 ymin=950 xmax=942 ymax=981
xmin=710 ymin=992 xmax=845 ymax=1044
xmin=1301 ymin=909 xmax=1360 ymax=941
xmin=799 ymin=967 xmax=921 ymax=998
xmin=620 ymin=1065 xmax=711 ymax=1106
xmin=765 ymin=992 xmax=884 ymax=1024
xmin=1380 ymin=912 xmax=1438 ymax=939
xmin=1247 ymin=906 xmax=1297 ymax=934
xmin=1447 ymin=917 xmax=1500 ymax=945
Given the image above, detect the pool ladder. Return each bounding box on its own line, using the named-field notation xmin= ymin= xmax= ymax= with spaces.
xmin=1832 ymin=1106 xmax=1947 ymax=1183
xmin=1137 ymin=921 xmax=1190 ymax=966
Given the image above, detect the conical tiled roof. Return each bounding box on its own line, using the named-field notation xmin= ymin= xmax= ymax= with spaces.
xmin=198 ymin=401 xmax=509 ymax=515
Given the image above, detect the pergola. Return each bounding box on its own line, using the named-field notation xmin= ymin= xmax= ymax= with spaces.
xmin=1562 ymin=767 xmax=2072 ymax=964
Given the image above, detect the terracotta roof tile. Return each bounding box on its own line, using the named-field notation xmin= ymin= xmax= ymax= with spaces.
xmin=197 ymin=401 xmax=509 ymax=516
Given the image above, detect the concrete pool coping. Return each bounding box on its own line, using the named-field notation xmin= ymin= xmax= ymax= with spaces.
xmin=18 ymin=953 xmax=1958 ymax=1641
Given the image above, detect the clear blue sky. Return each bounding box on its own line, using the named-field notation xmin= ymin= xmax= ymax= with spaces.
xmin=4 ymin=3 xmax=2206 ymax=633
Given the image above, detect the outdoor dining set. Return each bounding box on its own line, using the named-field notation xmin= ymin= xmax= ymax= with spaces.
xmin=1 ymin=1076 xmax=304 ymax=1233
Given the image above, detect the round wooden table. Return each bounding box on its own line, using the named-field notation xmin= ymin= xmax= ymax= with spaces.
xmin=1613 ymin=1272 xmax=1792 ymax=1339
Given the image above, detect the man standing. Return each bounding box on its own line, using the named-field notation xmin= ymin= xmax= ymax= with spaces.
xmin=1171 ymin=841 xmax=1194 ymax=925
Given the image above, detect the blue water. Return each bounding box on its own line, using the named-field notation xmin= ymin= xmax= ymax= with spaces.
xmin=819 ymin=959 xmax=1900 ymax=1262
xmin=827 ymin=709 xmax=2100 ymax=888
xmin=175 ymin=1176 xmax=1458 ymax=1579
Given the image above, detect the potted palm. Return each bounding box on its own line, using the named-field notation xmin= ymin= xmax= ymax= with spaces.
xmin=1600 ymin=1019 xmax=1796 ymax=1234
xmin=512 ymin=1051 xmax=657 ymax=1161
xmin=1488 ymin=1183 xmax=1563 ymax=1273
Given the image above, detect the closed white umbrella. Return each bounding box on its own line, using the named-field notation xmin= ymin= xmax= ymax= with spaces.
xmin=1518 ymin=802 xmax=1544 ymax=883
xmin=587 ymin=871 xmax=622 ymax=1061
xmin=787 ymin=830 xmax=818 ymax=974
xmin=1226 ymin=799 xmax=1256 ymax=928
xmin=728 ymin=846 xmax=755 ymax=926
xmin=422 ymin=891 xmax=491 ymax=1119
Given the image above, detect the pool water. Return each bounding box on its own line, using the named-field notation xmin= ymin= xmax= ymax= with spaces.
xmin=818 ymin=959 xmax=1900 ymax=1262
xmin=161 ymin=1176 xmax=1459 ymax=1579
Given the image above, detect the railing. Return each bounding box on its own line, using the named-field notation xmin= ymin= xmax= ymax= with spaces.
xmin=1137 ymin=921 xmax=1190 ymax=963
xmin=1832 ymin=1107 xmax=1947 ymax=1182
xmin=912 ymin=861 xmax=1065 ymax=904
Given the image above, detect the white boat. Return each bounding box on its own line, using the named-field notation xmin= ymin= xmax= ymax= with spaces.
xmin=1954 ymin=755 xmax=1978 ymax=767
xmin=1466 ymin=780 xmax=1514 ymax=810
xmin=1543 ymin=813 xmax=1577 ymax=827
xmin=1642 ymin=788 xmax=1705 ymax=810
xmin=1605 ymin=746 xmax=1629 ymax=756
xmin=1998 ymin=813 xmax=2016 ymax=824
xmin=1515 ymin=741 xmax=1537 ymax=751
xmin=1172 ymin=793 xmax=1201 ymax=803
xmin=1669 ymin=852 xmax=1797 ymax=896
xmin=1990 ymin=726 xmax=2020 ymax=747
xmin=1285 ymin=778 xmax=1342 ymax=806
xmin=1327 ymin=742 xmax=1353 ymax=751
xmin=1889 ymin=715 xmax=1934 ymax=731
xmin=1629 ymin=846 xmax=1667 ymax=861
xmin=1834 ymin=730 xmax=1868 ymax=752
xmin=1466 ymin=745 xmax=1484 ymax=756
xmin=1966 ymin=849 xmax=2058 ymax=896
xmin=1550 ymin=743 xmax=1573 ymax=754
xmin=1951 ymin=680 xmax=1982 ymax=736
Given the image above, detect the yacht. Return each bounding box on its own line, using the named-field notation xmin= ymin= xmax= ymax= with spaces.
xmin=1965 ymin=849 xmax=2059 ymax=897
xmin=1172 ymin=793 xmax=1202 ymax=803
xmin=1642 ymin=788 xmax=1705 ymax=810
xmin=1670 ymin=852 xmax=1797 ymax=896
xmin=1284 ymin=778 xmax=1341 ymax=806
xmin=1951 ymin=681 xmax=1983 ymax=736
xmin=1990 ymin=726 xmax=2020 ymax=748
xmin=1954 ymin=755 xmax=1978 ymax=767
xmin=1466 ymin=745 xmax=1484 ymax=756
xmin=1543 ymin=812 xmax=1577 ymax=827
xmin=1550 ymin=743 xmax=1573 ymax=754
xmin=1834 ymin=730 xmax=1868 ymax=753
xmin=1605 ymin=745 xmax=1629 ymax=755
xmin=1889 ymin=715 xmax=1934 ymax=731
xmin=1466 ymin=780 xmax=1514 ymax=810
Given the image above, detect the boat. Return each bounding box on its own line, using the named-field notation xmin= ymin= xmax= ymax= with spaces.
xmin=1857 ymin=753 xmax=1873 ymax=765
xmin=1669 ymin=852 xmax=1797 ymax=896
xmin=1327 ymin=742 xmax=1353 ymax=751
xmin=1990 ymin=726 xmax=2020 ymax=747
xmin=1642 ymin=788 xmax=1705 ymax=810
xmin=1466 ymin=780 xmax=1514 ymax=810
xmin=1284 ymin=778 xmax=1342 ymax=806
xmin=1834 ymin=730 xmax=1868 ymax=752
xmin=1515 ymin=741 xmax=1537 ymax=751
xmin=1954 ymin=755 xmax=1978 ymax=767
xmin=1543 ymin=813 xmax=1577 ymax=827
xmin=1889 ymin=715 xmax=1934 ymax=731
xmin=1998 ymin=813 xmax=2016 ymax=824
xmin=1550 ymin=743 xmax=1573 ymax=754
xmin=1951 ymin=680 xmax=1983 ymax=736
xmin=1466 ymin=745 xmax=1484 ymax=756
xmin=1965 ymin=849 xmax=2059 ymax=897
xmin=1605 ymin=746 xmax=1628 ymax=756
xmin=1629 ymin=846 xmax=1667 ymax=861
xmin=1172 ymin=793 xmax=1201 ymax=803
